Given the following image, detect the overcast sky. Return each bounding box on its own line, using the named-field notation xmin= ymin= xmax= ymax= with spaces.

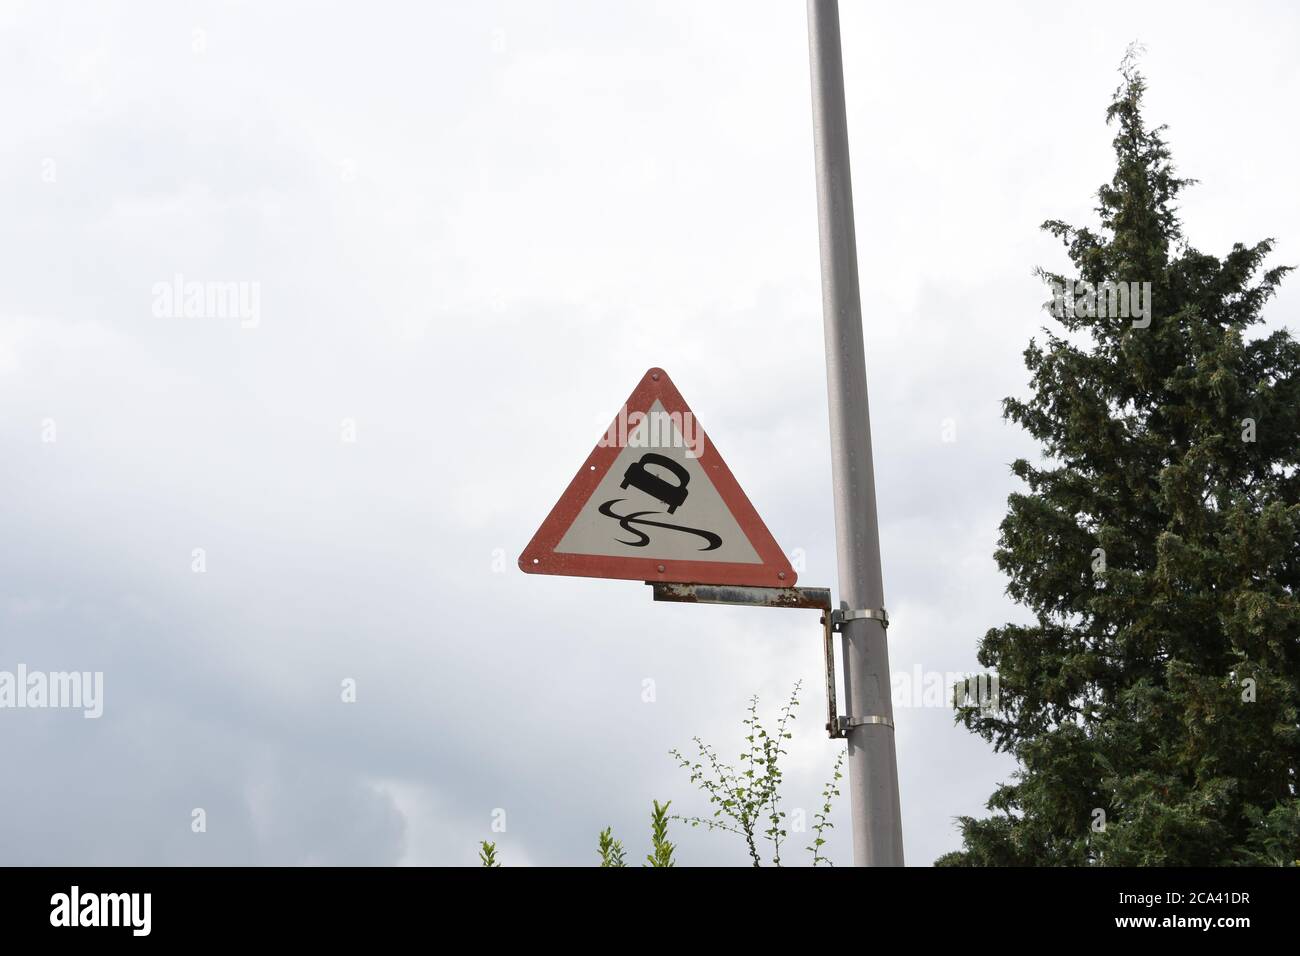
xmin=1 ymin=0 xmax=1297 ymax=866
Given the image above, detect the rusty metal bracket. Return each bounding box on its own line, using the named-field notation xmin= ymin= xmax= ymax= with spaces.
xmin=825 ymin=607 xmax=894 ymax=735
xmin=647 ymin=582 xmax=849 ymax=739
xmin=648 ymin=582 xmax=830 ymax=610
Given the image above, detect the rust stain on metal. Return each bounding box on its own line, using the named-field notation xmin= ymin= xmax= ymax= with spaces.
xmin=648 ymin=582 xmax=831 ymax=611
xmin=646 ymin=581 xmax=842 ymax=738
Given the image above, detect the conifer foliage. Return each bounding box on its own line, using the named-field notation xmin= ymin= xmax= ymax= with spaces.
xmin=939 ymin=58 xmax=1300 ymax=866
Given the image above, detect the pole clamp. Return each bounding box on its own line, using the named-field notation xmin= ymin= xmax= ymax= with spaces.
xmin=831 ymin=607 xmax=888 ymax=630
xmin=831 ymin=715 xmax=895 ymax=733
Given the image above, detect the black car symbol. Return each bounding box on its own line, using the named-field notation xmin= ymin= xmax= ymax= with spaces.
xmin=621 ymin=453 xmax=691 ymax=514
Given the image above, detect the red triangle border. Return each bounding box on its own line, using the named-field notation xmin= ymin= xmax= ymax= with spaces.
xmin=519 ymin=368 xmax=796 ymax=587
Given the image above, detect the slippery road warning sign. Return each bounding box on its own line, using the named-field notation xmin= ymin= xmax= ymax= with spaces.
xmin=519 ymin=368 xmax=796 ymax=587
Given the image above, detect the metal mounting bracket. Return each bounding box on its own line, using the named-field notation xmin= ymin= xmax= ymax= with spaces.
xmin=648 ymin=582 xmax=885 ymax=740
xmin=836 ymin=715 xmax=894 ymax=730
xmin=831 ymin=607 xmax=888 ymax=630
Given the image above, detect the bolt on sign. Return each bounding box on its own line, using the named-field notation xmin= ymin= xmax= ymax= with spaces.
xmin=520 ymin=368 xmax=796 ymax=587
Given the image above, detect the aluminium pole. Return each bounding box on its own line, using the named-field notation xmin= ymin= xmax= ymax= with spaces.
xmin=805 ymin=0 xmax=904 ymax=866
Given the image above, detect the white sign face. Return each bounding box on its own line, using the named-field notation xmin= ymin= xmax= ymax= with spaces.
xmin=555 ymin=401 xmax=762 ymax=565
xmin=520 ymin=368 xmax=796 ymax=587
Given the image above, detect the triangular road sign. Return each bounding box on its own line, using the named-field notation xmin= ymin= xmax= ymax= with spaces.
xmin=520 ymin=368 xmax=796 ymax=587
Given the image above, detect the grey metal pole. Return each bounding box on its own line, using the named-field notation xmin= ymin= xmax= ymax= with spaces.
xmin=805 ymin=0 xmax=904 ymax=867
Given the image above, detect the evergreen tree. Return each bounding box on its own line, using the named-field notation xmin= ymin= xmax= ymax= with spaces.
xmin=938 ymin=57 xmax=1300 ymax=866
